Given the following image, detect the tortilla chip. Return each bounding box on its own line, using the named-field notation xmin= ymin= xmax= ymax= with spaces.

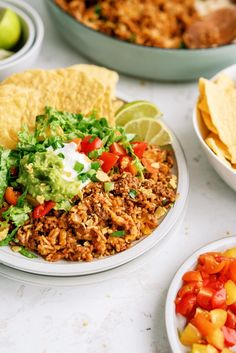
xmin=0 ymin=65 xmax=119 ymax=149
xmin=214 ymin=74 xmax=235 ymax=91
xmin=199 ymin=109 xmax=218 ymax=134
xmin=200 ymin=77 xmax=236 ymax=163
xmin=55 ymin=70 xmax=105 ymax=115
xmin=67 ymin=64 xmax=118 ymax=98
xmin=0 ymin=85 xmax=42 ymax=149
xmin=205 ymin=133 xmax=232 ymax=167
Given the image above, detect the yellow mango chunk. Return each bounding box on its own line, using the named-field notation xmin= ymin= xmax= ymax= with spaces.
xmin=206 ymin=328 xmax=224 ymax=350
xmin=210 ymin=309 xmax=227 ymax=328
xmin=180 ymin=323 xmax=202 ymax=346
xmin=225 ymin=280 xmax=236 ymax=305
xmin=191 ymin=343 xmax=218 ymax=353
xmin=223 ymin=247 xmax=236 ymax=258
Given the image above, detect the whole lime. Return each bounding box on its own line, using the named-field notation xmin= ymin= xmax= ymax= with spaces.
xmin=0 ymin=8 xmax=21 ymax=50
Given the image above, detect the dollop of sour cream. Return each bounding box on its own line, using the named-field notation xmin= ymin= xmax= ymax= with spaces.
xmin=53 ymin=142 xmax=91 ymax=184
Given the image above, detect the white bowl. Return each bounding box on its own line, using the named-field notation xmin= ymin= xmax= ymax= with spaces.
xmin=0 ymin=1 xmax=35 ymax=65
xmin=0 ymin=116 xmax=189 ymax=277
xmin=0 ymin=0 xmax=44 ymax=79
xmin=165 ymin=235 xmax=236 ymax=353
xmin=193 ymin=64 xmax=236 ymax=192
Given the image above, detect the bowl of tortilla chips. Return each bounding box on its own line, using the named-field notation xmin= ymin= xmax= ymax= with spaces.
xmin=193 ymin=64 xmax=236 ymax=191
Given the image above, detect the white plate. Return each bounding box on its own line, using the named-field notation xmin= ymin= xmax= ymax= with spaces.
xmin=0 ymin=205 xmax=187 ymax=287
xmin=165 ymin=236 xmax=236 ymax=353
xmin=0 ymin=100 xmax=189 ymax=277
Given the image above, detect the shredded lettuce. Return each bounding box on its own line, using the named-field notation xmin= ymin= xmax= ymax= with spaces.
xmin=0 ymin=227 xmax=18 ymax=246
xmin=2 ymin=204 xmax=32 ymax=227
xmin=0 ymin=147 xmax=11 ymax=205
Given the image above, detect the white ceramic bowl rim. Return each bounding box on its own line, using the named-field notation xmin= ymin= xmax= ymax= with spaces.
xmin=165 ymin=235 xmax=236 ymax=353
xmin=193 ymin=63 xmax=236 ymax=175
xmin=50 ymin=0 xmax=236 ymax=54
xmin=0 ymin=92 xmax=189 ymax=277
xmin=0 ymin=0 xmax=35 ymax=65
xmin=0 ymin=0 xmax=44 ymax=70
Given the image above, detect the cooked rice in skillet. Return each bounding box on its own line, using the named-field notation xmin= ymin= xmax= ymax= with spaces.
xmin=55 ymin=0 xmax=199 ymax=49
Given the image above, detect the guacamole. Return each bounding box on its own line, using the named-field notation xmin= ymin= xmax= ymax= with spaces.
xmin=17 ymin=150 xmax=82 ymax=203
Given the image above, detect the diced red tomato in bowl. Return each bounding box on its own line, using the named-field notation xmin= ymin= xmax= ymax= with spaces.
xmin=174 ymin=245 xmax=236 ymax=353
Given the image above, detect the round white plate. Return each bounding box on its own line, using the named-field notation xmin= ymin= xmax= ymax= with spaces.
xmin=165 ymin=235 xmax=236 ymax=353
xmin=0 ymin=99 xmax=189 ymax=276
xmin=0 ymin=205 xmax=187 ymax=287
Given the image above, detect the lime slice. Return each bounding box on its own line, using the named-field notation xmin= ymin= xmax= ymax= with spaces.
xmin=0 ymin=8 xmax=21 ymax=50
xmin=124 ymin=117 xmax=172 ymax=146
xmin=0 ymin=49 xmax=14 ymax=60
xmin=115 ymin=100 xmax=162 ymax=126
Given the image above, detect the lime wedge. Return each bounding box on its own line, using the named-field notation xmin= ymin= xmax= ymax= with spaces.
xmin=115 ymin=100 xmax=162 ymax=126
xmin=124 ymin=117 xmax=172 ymax=146
xmin=0 ymin=49 xmax=14 ymax=60
xmin=0 ymin=8 xmax=21 ymax=50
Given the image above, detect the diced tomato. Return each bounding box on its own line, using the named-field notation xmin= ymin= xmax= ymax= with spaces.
xmin=125 ymin=161 xmax=137 ymax=176
xmin=228 ymin=261 xmax=236 ymax=283
xmin=109 ymin=142 xmax=126 ymax=157
xmin=176 ymin=282 xmax=201 ymax=303
xmin=142 ymin=157 xmax=159 ymax=174
xmin=176 ymin=293 xmax=197 ymax=318
xmin=211 ymin=288 xmax=227 ymax=309
xmin=197 ymin=287 xmax=215 ymax=310
xmin=207 ymin=280 xmax=224 ymax=291
xmin=229 ymin=302 xmax=236 ymax=315
xmin=191 ymin=312 xmax=215 ymax=337
xmin=70 ymin=137 xmax=82 ymax=152
xmin=99 ymin=152 xmax=119 ymax=173
xmin=182 ymin=271 xmax=203 ymax=283
xmin=33 ymin=201 xmax=56 ymax=219
xmin=199 ymin=254 xmax=226 ymax=275
xmin=220 ymin=259 xmax=231 ymax=277
xmin=81 ymin=135 xmax=103 ymax=155
xmin=222 ymin=326 xmax=236 ymax=347
xmin=4 ymin=187 xmax=21 ymax=206
xmin=119 ymin=156 xmax=137 ymax=176
xmin=132 ymin=142 xmax=147 ymax=159
xmin=226 ymin=310 xmax=236 ymax=329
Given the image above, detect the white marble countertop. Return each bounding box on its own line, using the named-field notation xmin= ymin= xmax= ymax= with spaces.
xmin=1 ymin=1 xmax=236 ymax=353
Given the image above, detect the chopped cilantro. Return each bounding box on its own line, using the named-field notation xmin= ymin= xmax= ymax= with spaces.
xmin=94 ymin=4 xmax=101 ymax=15
xmin=19 ymin=247 xmax=37 ymax=258
xmin=74 ymin=161 xmax=84 ymax=174
xmin=91 ymin=161 xmax=100 ymax=170
xmin=110 ymin=230 xmax=126 ymax=237
xmin=58 ymin=153 xmax=64 ymax=159
xmin=129 ymin=189 xmax=137 ymax=199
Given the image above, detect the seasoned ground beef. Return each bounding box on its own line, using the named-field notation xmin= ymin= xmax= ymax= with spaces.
xmin=16 ymin=147 xmax=176 ymax=262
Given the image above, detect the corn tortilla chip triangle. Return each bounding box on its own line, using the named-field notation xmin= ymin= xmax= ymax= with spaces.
xmin=67 ymin=64 xmax=118 ymax=98
xmin=0 ymin=65 xmax=119 ymax=148
xmin=200 ymin=77 xmax=236 ymax=163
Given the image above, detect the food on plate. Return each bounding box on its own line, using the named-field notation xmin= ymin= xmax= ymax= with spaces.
xmin=0 ymin=65 xmax=118 ymax=149
xmin=175 ymin=246 xmax=236 ymax=352
xmin=54 ymin=0 xmax=236 ymax=49
xmin=197 ymin=74 xmax=236 ymax=169
xmin=0 ymin=65 xmax=177 ymax=262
